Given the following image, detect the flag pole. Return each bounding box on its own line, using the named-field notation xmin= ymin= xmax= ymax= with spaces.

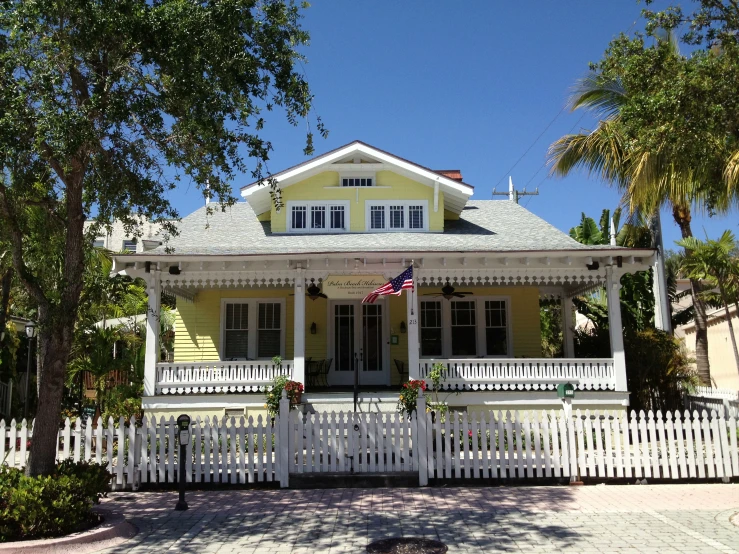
xmin=410 ymin=259 xmax=415 ymax=316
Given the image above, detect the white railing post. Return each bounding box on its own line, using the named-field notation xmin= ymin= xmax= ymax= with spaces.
xmin=293 ymin=267 xmax=306 ymax=387
xmin=606 ymin=266 xmax=627 ymax=392
xmin=278 ymin=390 xmax=290 ymax=488
xmin=416 ymin=389 xmax=428 ymax=486
xmin=562 ymin=294 xmax=575 ymax=358
xmin=407 ymin=288 xmax=420 ymax=380
xmin=144 ymin=273 xmax=161 ymax=397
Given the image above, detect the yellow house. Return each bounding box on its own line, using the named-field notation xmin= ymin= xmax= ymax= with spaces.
xmin=112 ymin=141 xmax=656 ymax=420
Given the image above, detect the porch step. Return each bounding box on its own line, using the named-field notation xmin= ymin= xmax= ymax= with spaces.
xmin=302 ymin=391 xmax=399 ymax=414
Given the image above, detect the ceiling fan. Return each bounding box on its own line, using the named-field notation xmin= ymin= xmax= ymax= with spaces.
xmin=290 ymin=280 xmax=328 ymax=301
xmin=423 ymin=281 xmax=473 ymax=300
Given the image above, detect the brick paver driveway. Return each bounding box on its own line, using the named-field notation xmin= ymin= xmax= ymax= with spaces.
xmin=98 ymin=484 xmax=739 ymax=553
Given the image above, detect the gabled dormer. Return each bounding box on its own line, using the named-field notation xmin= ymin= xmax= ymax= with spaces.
xmin=240 ymin=141 xmax=474 ymax=234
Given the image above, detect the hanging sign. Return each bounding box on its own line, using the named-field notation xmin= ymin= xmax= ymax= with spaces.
xmin=322 ymin=274 xmax=387 ymax=299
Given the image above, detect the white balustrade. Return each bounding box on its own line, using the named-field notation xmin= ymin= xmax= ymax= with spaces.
xmin=418 ymin=358 xmax=615 ymax=391
xmin=155 ymin=361 xmax=293 ymax=395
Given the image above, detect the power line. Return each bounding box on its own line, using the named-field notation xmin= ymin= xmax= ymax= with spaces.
xmin=523 ymin=111 xmax=588 ymax=209
xmin=492 ymin=104 xmax=567 ymax=191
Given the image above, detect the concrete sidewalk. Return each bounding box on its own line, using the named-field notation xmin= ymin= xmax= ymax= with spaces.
xmin=98 ymin=484 xmax=739 ymax=553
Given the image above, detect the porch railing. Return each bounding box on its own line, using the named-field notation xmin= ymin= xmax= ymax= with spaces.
xmin=418 ymin=358 xmax=615 ymax=391
xmin=155 ymin=361 xmax=293 ymax=395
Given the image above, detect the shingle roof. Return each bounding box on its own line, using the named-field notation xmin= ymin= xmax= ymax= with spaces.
xmin=143 ymin=200 xmax=625 ymax=256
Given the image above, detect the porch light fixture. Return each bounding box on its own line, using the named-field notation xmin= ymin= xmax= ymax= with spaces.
xmin=24 ymin=321 xmax=37 ymax=420
xmin=399 ymin=321 xmax=407 ymax=334
xmin=25 ymin=322 xmax=36 ymax=339
xmin=310 ymin=322 xmax=317 ymax=335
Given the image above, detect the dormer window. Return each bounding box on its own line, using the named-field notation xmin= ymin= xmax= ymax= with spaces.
xmin=287 ymin=201 xmax=349 ymax=233
xmin=365 ymin=201 xmax=428 ymax=232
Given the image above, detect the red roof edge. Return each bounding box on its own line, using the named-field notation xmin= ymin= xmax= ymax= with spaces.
xmin=434 ymin=169 xmax=463 ymax=182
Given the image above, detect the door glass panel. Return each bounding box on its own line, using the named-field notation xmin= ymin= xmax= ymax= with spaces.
xmin=363 ymin=304 xmax=382 ymax=372
xmin=334 ymin=304 xmax=354 ymax=372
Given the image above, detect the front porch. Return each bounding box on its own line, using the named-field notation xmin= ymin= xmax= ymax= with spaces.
xmin=129 ymin=252 xmax=643 ymax=415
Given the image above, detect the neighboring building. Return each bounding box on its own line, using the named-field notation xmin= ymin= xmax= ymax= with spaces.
xmin=674 ymin=279 xmax=739 ymax=391
xmin=84 ymin=217 xmax=163 ymax=253
xmin=111 ymin=141 xmax=656 ymax=420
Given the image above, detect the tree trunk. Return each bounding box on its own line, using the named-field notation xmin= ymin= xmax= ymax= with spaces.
xmin=672 ymin=205 xmax=712 ymax=385
xmin=718 ymin=283 xmax=739 ymax=375
xmin=26 ymin=178 xmax=87 ymax=476
xmin=0 ymin=269 xmax=11 ymax=334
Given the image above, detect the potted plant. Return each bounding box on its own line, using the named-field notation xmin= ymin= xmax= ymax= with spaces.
xmin=285 ymin=379 xmax=304 ymax=405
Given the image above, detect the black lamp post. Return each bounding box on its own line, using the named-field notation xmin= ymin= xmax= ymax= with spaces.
xmin=24 ymin=322 xmax=36 ymax=420
xmin=175 ymin=414 xmax=191 ymax=511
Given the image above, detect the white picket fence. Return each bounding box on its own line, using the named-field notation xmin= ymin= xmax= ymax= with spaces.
xmin=289 ymin=411 xmax=416 ymax=475
xmin=1 ymin=414 xmax=279 ymax=488
xmin=2 ymin=392 xmax=738 ymax=487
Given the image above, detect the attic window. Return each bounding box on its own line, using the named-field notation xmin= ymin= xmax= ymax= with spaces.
xmin=342 ymin=176 xmax=373 ymax=187
xmin=287 ymin=201 xmax=349 ymax=233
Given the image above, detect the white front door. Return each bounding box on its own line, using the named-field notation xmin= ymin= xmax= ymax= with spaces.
xmin=328 ymin=300 xmax=389 ymax=386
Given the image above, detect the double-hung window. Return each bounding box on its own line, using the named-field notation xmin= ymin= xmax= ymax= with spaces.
xmin=222 ymin=299 xmax=285 ymax=359
xmin=258 ymin=303 xmax=281 ymax=358
xmin=288 ymin=201 xmax=349 ymax=232
xmin=365 ymin=201 xmax=427 ymax=232
xmin=485 ymin=300 xmax=508 ymax=355
xmin=122 ymin=239 xmax=137 ymax=252
xmin=420 ymin=301 xmax=443 ymax=357
xmin=224 ymin=303 xmax=249 ymax=359
xmin=450 ymin=301 xmax=477 ymax=356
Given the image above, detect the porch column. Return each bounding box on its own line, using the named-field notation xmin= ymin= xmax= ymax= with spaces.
xmin=561 ymin=294 xmax=575 ymax=358
xmin=143 ymin=272 xmax=161 ymax=397
xmin=407 ymin=287 xmax=419 ymax=380
xmin=605 ymin=266 xmax=627 ymax=392
xmin=293 ymin=267 xmax=306 ymax=386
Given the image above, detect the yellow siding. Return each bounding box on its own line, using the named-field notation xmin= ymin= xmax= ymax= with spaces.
xmin=174 ymin=289 xmax=295 ymax=362
xmin=270 ymin=170 xmax=443 ymax=232
xmin=305 ymin=297 xmax=328 ymax=361
xmin=443 ymin=209 xmax=459 ymax=221
xmin=256 ymin=211 xmax=271 ymax=221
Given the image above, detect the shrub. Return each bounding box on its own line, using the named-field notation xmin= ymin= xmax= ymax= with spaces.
xmin=0 ymin=461 xmax=111 ymax=543
xmin=264 ymin=375 xmax=303 ymax=416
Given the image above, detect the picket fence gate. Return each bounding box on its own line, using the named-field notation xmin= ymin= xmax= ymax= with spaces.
xmin=2 ymin=391 xmax=738 ymax=487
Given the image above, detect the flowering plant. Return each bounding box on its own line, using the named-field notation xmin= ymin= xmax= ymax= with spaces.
xmin=265 ymin=376 xmax=304 ymax=415
xmin=397 ymin=379 xmax=427 ymax=419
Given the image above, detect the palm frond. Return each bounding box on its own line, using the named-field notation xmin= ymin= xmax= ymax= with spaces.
xmin=569 ymin=74 xmax=626 ymax=118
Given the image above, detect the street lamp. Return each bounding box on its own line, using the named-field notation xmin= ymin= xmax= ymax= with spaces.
xmin=24 ymin=322 xmax=36 ymax=420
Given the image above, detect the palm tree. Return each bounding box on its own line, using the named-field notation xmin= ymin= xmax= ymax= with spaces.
xmin=676 ymin=231 xmax=739 ymax=375
xmin=547 ymin=66 xmax=716 ymax=384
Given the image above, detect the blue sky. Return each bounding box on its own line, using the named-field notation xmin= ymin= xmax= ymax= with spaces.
xmin=171 ymin=1 xmax=735 ymax=249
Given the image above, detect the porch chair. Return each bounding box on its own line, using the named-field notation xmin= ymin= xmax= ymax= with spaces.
xmin=320 ymin=358 xmax=333 ymax=387
xmin=394 ymin=359 xmax=407 ymax=380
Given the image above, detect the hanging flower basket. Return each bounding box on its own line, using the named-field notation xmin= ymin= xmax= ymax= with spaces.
xmin=285 ymin=380 xmax=304 ymax=405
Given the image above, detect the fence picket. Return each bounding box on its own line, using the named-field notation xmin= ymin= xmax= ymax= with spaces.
xmin=237 ymin=417 xmax=246 ymax=484
xmin=730 ymin=414 xmax=738 ymax=477
xmin=128 ymin=415 xmax=137 ymax=487
xmin=584 ymin=411 xmax=596 ymax=477
xmin=168 ymin=416 xmax=177 ymax=483
xmin=0 ymin=420 xmax=5 ymax=469
xmin=445 ymin=411 xmax=453 ymax=478
xmin=514 ymin=412 xmax=525 ymax=479
xmin=702 ymin=411 xmax=716 ymax=478
xmin=602 ymin=412 xmax=613 ymax=478
xmin=551 ymin=411 xmax=561 ymax=478
xmin=256 ymin=416 xmax=265 ymax=482
xmin=20 ymin=419 xmax=29 ymax=468
xmin=692 ymin=410 xmax=705 ymax=479
xmin=716 ymin=413 xmax=732 ymax=478
xmin=194 ymin=417 xmax=202 ymax=484
xmin=576 ymin=410 xmax=587 ymax=478
xmin=709 ymin=412 xmax=724 ymax=479
xmin=655 ymin=411 xmax=669 ymax=479
xmin=8 ymin=419 xmax=17 ymax=468
xmin=470 ymin=412 xmax=480 ymax=478
xmin=462 ymin=411 xmax=470 ymax=478
xmin=522 ymin=412 xmax=533 ymax=478
xmin=73 ymin=418 xmax=82 ymax=462
xmin=673 ymin=412 xmax=688 ymax=479
xmin=479 ymin=411 xmax=490 ymax=478
xmin=665 ymin=412 xmax=679 ymax=480
xmin=647 ymin=411 xmax=660 ymax=478
xmin=433 ymin=413 xmax=442 ymax=478
xmin=636 ymin=411 xmax=650 ymax=478
xmin=245 ymin=416 xmax=254 ymax=483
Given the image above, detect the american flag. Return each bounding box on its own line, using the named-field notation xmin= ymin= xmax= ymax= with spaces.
xmin=362 ymin=266 xmax=414 ymax=303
